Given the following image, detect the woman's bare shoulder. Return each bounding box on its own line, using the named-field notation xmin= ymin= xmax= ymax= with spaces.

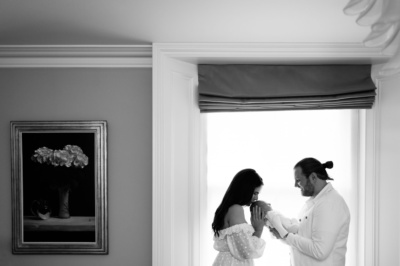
xmin=228 ymin=204 xmax=244 ymax=213
xmin=226 ymin=204 xmax=247 ymax=226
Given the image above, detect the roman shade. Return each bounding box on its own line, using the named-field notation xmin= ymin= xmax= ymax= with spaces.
xmin=198 ymin=64 xmax=377 ymax=112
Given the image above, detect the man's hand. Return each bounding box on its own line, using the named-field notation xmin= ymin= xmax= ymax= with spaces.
xmin=269 ymin=227 xmax=282 ymax=239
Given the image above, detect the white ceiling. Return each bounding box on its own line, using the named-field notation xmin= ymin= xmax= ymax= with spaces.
xmin=0 ymin=0 xmax=371 ymax=45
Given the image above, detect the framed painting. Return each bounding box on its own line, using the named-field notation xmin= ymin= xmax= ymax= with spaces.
xmin=10 ymin=121 xmax=108 ymax=254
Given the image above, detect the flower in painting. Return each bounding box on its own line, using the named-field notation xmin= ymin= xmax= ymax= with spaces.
xmin=31 ymin=145 xmax=89 ymax=169
xmin=31 ymin=147 xmax=54 ymax=164
xmin=74 ymin=154 xmax=89 ymax=168
xmin=64 ymin=145 xmax=84 ymax=155
xmin=53 ymin=149 xmax=74 ymax=167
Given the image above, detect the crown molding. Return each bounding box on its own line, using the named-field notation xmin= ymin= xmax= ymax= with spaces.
xmin=0 ymin=45 xmax=152 ymax=68
xmin=155 ymin=42 xmax=391 ymax=65
xmin=0 ymin=43 xmax=393 ymax=68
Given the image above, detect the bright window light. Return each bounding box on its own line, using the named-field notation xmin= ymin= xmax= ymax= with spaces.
xmin=204 ymin=109 xmax=358 ymax=266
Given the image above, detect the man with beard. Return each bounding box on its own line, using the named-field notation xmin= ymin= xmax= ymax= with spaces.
xmin=268 ymin=157 xmax=351 ymax=266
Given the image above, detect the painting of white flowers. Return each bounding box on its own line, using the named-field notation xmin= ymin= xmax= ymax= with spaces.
xmin=10 ymin=121 xmax=108 ymax=254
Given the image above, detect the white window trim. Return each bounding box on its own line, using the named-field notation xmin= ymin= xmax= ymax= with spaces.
xmin=152 ymin=43 xmax=383 ymax=266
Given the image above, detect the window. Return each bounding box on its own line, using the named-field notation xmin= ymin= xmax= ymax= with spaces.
xmin=204 ymin=109 xmax=359 ymax=265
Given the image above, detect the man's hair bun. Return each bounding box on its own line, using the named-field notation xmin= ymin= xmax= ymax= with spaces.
xmin=322 ymin=161 xmax=334 ymax=169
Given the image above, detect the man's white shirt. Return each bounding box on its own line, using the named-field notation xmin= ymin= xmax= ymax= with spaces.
xmin=283 ymin=183 xmax=351 ymax=266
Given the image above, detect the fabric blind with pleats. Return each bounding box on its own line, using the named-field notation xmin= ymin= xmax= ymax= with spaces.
xmin=198 ymin=64 xmax=377 ymax=112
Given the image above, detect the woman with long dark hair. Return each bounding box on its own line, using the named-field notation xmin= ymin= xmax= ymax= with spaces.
xmin=211 ymin=168 xmax=266 ymax=266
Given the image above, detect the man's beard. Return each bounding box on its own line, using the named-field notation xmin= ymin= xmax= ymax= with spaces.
xmin=301 ymin=179 xmax=314 ymax=196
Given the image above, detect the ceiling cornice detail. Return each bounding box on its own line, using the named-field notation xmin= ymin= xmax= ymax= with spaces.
xmin=343 ymin=0 xmax=400 ymax=77
xmin=0 ymin=45 xmax=153 ymax=68
xmin=0 ymin=43 xmax=391 ymax=67
xmin=155 ymin=42 xmax=390 ymax=65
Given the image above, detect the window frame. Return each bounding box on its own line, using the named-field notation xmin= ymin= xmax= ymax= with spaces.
xmin=203 ymin=109 xmax=362 ymax=266
xmin=152 ymin=43 xmax=380 ymax=266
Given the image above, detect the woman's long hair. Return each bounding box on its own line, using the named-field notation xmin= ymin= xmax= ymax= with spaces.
xmin=212 ymin=168 xmax=263 ymax=237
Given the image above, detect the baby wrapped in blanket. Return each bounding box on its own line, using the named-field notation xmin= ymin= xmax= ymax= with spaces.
xmin=250 ymin=200 xmax=299 ymax=236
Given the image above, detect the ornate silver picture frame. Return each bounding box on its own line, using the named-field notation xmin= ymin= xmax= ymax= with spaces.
xmin=11 ymin=121 xmax=108 ymax=254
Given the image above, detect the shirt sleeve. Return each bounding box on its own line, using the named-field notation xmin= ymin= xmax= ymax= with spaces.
xmin=285 ymin=197 xmax=350 ymax=261
xmin=282 ymin=217 xmax=299 ymax=234
xmin=226 ymin=227 xmax=266 ymax=261
xmin=267 ymin=211 xmax=299 ymax=234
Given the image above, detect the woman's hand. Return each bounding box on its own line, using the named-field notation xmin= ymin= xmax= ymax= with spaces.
xmin=251 ymin=205 xmax=266 ymax=237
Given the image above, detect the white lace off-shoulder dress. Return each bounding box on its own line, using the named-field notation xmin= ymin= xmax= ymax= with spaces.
xmin=212 ymin=223 xmax=266 ymax=266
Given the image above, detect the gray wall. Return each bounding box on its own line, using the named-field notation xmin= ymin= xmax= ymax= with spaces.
xmin=0 ymin=68 xmax=152 ymax=266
